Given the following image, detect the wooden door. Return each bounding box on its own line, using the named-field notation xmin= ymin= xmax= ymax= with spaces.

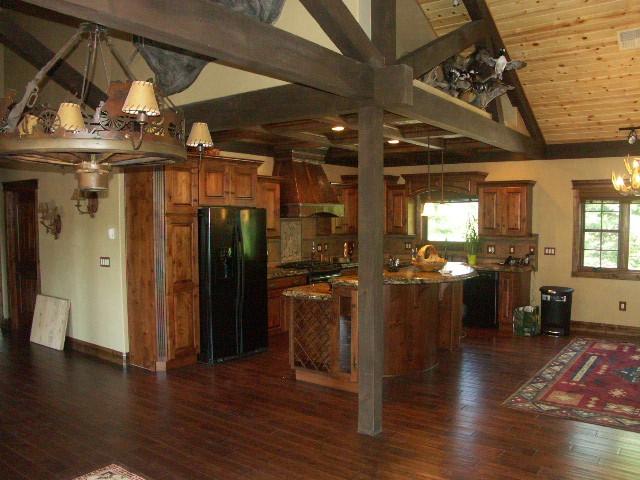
xmin=199 ymin=160 xmax=228 ymax=205
xmin=478 ymin=186 xmax=501 ymax=236
xmin=386 ymin=185 xmax=407 ymax=235
xmin=4 ymin=180 xmax=40 ymax=334
xmin=229 ymin=165 xmax=257 ymax=206
xmin=165 ymin=214 xmax=199 ymax=365
xmin=165 ymin=161 xmax=197 ymax=214
xmin=502 ymin=186 xmax=528 ymax=236
xmin=257 ymin=178 xmax=280 ymax=237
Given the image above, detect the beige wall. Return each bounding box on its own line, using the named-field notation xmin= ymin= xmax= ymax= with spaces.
xmin=387 ymin=157 xmax=639 ymax=328
xmin=0 ymin=168 xmax=128 ymax=352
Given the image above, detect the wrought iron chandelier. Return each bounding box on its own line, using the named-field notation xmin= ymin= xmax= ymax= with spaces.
xmin=0 ymin=23 xmax=190 ymax=192
xmin=612 ymin=155 xmax=640 ymax=196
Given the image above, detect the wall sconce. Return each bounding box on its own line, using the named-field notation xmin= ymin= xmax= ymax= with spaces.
xmin=38 ymin=201 xmax=61 ymax=239
xmin=71 ymin=189 xmax=99 ymax=217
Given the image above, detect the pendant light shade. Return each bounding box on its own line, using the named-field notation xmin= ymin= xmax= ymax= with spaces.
xmin=187 ymin=122 xmax=214 ymax=148
xmin=57 ymin=102 xmax=85 ymax=131
xmin=122 ymin=81 xmax=160 ymax=116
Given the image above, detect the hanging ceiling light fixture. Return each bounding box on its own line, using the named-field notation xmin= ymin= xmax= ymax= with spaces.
xmin=612 ymin=155 xmax=640 ymax=195
xmin=0 ymin=23 xmax=188 ymax=194
xmin=421 ymin=137 xmax=437 ymax=217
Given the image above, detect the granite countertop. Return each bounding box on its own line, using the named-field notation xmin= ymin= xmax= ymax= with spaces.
xmin=267 ymin=267 xmax=309 ymax=280
xmin=282 ymin=282 xmax=332 ymax=301
xmin=474 ymin=263 xmax=533 ymax=272
xmin=332 ymin=262 xmax=478 ymax=287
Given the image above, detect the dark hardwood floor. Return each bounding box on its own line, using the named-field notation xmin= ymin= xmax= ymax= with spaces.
xmin=1 ymin=330 xmax=639 ymax=480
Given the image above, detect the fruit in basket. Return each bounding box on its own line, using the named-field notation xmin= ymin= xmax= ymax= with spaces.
xmin=412 ymin=244 xmax=447 ymax=272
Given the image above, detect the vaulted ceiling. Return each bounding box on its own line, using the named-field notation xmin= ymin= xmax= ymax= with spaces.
xmin=418 ymin=0 xmax=640 ymax=144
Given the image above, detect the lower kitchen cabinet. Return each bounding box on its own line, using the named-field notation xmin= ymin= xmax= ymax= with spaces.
xmin=497 ymin=271 xmax=532 ymax=332
xmin=267 ymin=274 xmax=307 ymax=334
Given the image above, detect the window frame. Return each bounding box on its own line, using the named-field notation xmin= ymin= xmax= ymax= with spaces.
xmin=572 ymin=180 xmax=640 ymax=280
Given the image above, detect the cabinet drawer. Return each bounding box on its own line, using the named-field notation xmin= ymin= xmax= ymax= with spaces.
xmin=268 ymin=274 xmax=307 ymax=290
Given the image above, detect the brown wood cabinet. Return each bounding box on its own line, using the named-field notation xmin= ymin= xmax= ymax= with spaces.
xmin=332 ymin=184 xmax=358 ymax=234
xmin=257 ymin=176 xmax=281 ymax=238
xmin=199 ymin=155 xmax=259 ymax=207
xmin=385 ymin=184 xmax=416 ymax=235
xmin=478 ymin=181 xmax=534 ymax=237
xmin=125 ymin=163 xmax=200 ymax=371
xmin=497 ymin=270 xmax=532 ymax=332
xmin=267 ymin=274 xmax=307 ymax=334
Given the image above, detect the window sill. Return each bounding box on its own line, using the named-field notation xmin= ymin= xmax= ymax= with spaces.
xmin=572 ymin=270 xmax=640 ymax=281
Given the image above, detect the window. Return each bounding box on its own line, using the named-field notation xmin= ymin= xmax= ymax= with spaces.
xmin=422 ymin=200 xmax=478 ymax=242
xmin=572 ymin=180 xmax=640 ymax=280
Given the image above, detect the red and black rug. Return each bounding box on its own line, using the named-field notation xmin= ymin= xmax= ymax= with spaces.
xmin=505 ymin=337 xmax=640 ymax=432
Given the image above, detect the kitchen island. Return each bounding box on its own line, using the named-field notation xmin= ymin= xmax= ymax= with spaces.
xmin=283 ymin=262 xmax=476 ymax=392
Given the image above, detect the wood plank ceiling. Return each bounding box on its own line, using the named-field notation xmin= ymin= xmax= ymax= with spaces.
xmin=418 ymin=0 xmax=640 ymax=144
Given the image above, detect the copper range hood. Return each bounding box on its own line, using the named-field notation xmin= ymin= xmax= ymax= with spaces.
xmin=273 ymin=150 xmax=344 ymax=218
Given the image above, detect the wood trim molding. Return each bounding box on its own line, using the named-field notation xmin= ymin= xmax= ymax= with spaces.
xmin=65 ymin=336 xmax=128 ymax=366
xmin=571 ymin=321 xmax=640 ymax=338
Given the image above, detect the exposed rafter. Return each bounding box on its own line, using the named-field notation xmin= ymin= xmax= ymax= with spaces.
xmin=248 ymin=126 xmax=358 ymax=152
xmin=0 ymin=7 xmax=106 ymax=108
xmin=397 ymin=19 xmax=486 ymax=79
xmin=462 ymin=0 xmax=545 ymax=144
xmin=299 ymin=0 xmax=384 ymax=67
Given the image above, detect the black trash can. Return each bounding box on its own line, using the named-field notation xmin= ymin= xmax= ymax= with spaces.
xmin=540 ymin=286 xmax=574 ymax=336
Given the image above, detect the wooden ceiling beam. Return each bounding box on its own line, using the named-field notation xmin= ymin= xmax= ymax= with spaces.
xmin=299 ymin=0 xmax=384 ymax=67
xmin=545 ymin=141 xmax=640 ymax=160
xmin=397 ymin=19 xmax=487 ymax=79
xmin=20 ymin=0 xmax=374 ymax=99
xmin=462 ymin=0 xmax=545 ymax=144
xmin=371 ymin=0 xmax=396 ymax=63
xmin=0 ymin=7 xmax=106 ymax=108
xmin=249 ymin=126 xmax=358 ymax=152
xmin=389 ymin=86 xmax=544 ymax=157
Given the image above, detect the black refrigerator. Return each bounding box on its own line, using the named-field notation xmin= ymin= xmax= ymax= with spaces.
xmin=198 ymin=207 xmax=268 ymax=363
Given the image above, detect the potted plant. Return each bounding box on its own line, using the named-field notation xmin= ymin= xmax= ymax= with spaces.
xmin=465 ymin=217 xmax=480 ymax=265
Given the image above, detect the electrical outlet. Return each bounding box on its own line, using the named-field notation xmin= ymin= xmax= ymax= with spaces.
xmin=544 ymin=247 xmax=556 ymax=255
xmin=99 ymin=256 xmax=111 ymax=267
xmin=487 ymin=245 xmax=496 ymax=254
xmin=509 ymin=245 xmax=515 ymax=254
xmin=619 ymin=301 xmax=627 ymax=312
xmin=529 ymin=246 xmax=535 ymax=254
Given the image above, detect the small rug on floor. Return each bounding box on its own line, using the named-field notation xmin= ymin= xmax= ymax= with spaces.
xmin=73 ymin=464 xmax=148 ymax=480
xmin=505 ymin=337 xmax=640 ymax=432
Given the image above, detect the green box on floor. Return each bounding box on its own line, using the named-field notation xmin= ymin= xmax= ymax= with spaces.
xmin=513 ymin=306 xmax=540 ymax=336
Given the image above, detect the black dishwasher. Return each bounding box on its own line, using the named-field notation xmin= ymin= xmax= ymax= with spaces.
xmin=463 ymin=271 xmax=499 ymax=328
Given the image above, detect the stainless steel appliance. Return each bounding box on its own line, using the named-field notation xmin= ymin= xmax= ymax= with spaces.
xmin=198 ymin=207 xmax=268 ymax=363
xmin=279 ymin=260 xmax=342 ymax=283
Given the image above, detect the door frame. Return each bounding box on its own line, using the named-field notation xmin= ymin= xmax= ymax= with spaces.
xmin=3 ymin=179 xmax=40 ymax=333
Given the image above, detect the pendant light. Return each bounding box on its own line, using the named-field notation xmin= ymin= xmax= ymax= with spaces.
xmin=421 ymin=137 xmax=437 ymax=217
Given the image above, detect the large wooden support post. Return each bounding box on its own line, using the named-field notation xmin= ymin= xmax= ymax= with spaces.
xmin=357 ymin=104 xmax=385 ymax=435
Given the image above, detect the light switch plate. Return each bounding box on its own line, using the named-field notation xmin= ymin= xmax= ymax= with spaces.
xmin=544 ymin=247 xmax=556 ymax=255
xmin=99 ymin=256 xmax=111 ymax=267
xmin=107 ymin=228 xmax=116 ymax=240
xmin=509 ymin=245 xmax=515 ymax=254
xmin=619 ymin=301 xmax=627 ymax=312
xmin=487 ymin=245 xmax=496 ymax=254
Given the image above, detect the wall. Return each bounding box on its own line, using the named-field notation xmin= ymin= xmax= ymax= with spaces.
xmin=387 ymin=156 xmax=639 ymax=328
xmin=0 ymin=168 xmax=128 ymax=352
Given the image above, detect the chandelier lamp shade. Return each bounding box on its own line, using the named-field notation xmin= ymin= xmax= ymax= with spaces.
xmin=612 ymin=155 xmax=640 ymax=196
xmin=0 ymin=23 xmax=190 ymax=195
xmin=187 ymin=122 xmax=214 ymax=150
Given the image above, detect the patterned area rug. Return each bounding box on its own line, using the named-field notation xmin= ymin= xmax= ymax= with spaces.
xmin=505 ymin=337 xmax=640 ymax=432
xmin=73 ymin=464 xmax=148 ymax=480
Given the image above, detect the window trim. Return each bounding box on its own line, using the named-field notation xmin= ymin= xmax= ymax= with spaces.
xmin=572 ymin=180 xmax=640 ymax=280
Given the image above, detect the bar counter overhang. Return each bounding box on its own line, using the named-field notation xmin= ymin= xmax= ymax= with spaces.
xmin=283 ymin=263 xmax=477 ymax=392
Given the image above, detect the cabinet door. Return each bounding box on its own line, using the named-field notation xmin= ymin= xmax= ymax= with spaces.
xmin=386 ymin=185 xmax=407 ymax=235
xmin=478 ymin=186 xmax=501 ymax=236
xmin=165 ymin=162 xmax=197 ymax=214
xmin=498 ymin=272 xmax=513 ymax=331
xmin=199 ymin=160 xmax=228 ymax=205
xmin=503 ymin=186 xmax=528 ymax=236
xmin=344 ymin=187 xmax=358 ymax=234
xmin=165 ymin=215 xmax=199 ymax=362
xmin=268 ymin=289 xmax=283 ymax=333
xmin=257 ymin=179 xmax=280 ymax=237
xmin=230 ymin=165 xmax=257 ymax=206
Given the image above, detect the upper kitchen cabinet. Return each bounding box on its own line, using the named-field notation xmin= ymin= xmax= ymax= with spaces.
xmin=386 ymin=184 xmax=416 ymax=236
xmin=332 ymin=183 xmax=358 ymax=234
xmin=165 ymin=157 xmax=198 ymax=214
xmin=199 ymin=155 xmax=260 ymax=207
xmin=257 ymin=176 xmax=282 ymax=238
xmin=478 ymin=181 xmax=535 ymax=237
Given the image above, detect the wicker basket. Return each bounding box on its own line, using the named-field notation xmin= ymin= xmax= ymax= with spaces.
xmin=412 ymin=245 xmax=447 ymax=272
